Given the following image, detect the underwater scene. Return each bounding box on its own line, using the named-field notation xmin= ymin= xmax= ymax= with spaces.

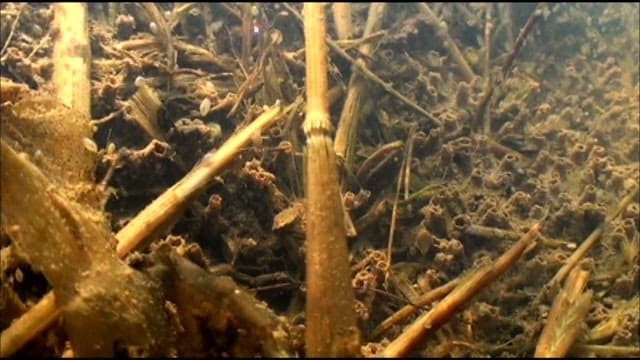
xmin=0 ymin=2 xmax=638 ymax=357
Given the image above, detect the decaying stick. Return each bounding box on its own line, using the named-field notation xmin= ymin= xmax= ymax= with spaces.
xmin=535 ymin=267 xmax=592 ymax=357
xmin=283 ymin=3 xmax=440 ymax=128
xmin=0 ymin=103 xmax=284 ymax=356
xmin=501 ymin=3 xmax=546 ymax=79
xmin=481 ymin=4 xmax=493 ymax=134
xmin=387 ymin=126 xmax=419 ymax=273
xmin=369 ymin=278 xmax=459 ymax=341
xmin=116 ymin=103 xmax=283 ymax=256
xmin=382 ymin=224 xmax=540 ymax=357
xmin=332 ymin=3 xmax=386 ymax=237
xmin=547 ymin=185 xmax=638 ymax=287
xmin=475 ymin=3 xmax=546 ymax=133
xmin=500 ymin=3 xmax=515 ymax=50
xmin=0 ymin=292 xmax=61 ymax=357
xmin=417 ymin=3 xmax=475 ymax=83
xmin=302 ymin=3 xmax=360 ymax=356
xmin=240 ymin=3 xmax=252 ymax=70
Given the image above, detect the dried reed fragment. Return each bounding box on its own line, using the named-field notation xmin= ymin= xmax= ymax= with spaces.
xmin=382 ymin=224 xmax=539 ymax=356
xmin=302 ymin=4 xmax=360 ymax=357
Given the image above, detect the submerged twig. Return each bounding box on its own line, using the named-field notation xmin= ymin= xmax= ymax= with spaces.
xmin=382 ymin=224 xmax=540 ymax=356
xmin=570 ymin=344 xmax=640 ymax=358
xmin=475 ymin=3 xmax=546 ymax=134
xmin=283 ymin=3 xmax=440 ymax=128
xmin=116 ymin=102 xmax=283 ymax=256
xmin=0 ymin=103 xmax=284 ymax=356
xmin=501 ymin=3 xmax=546 ymax=80
xmin=0 ymin=3 xmax=24 ymax=58
xmin=52 ymin=3 xmax=91 ymax=117
xmin=0 ymin=292 xmax=60 ymax=357
xmin=369 ymin=278 xmax=459 ymax=341
xmin=332 ymin=3 xmax=353 ymax=40
xmin=547 ymin=186 xmax=638 ymax=287
xmin=481 ymin=5 xmax=494 ymax=134
xmin=417 ymin=3 xmax=476 ymax=83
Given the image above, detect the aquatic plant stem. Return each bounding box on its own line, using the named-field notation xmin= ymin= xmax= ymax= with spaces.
xmin=283 ymin=3 xmax=440 ymax=128
xmin=52 ymin=3 xmax=91 ymax=120
xmin=476 ymin=3 xmax=546 ymax=134
xmin=417 ymin=3 xmax=476 ymax=83
xmin=0 ymin=292 xmax=60 ymax=357
xmin=535 ymin=267 xmax=592 ymax=357
xmin=547 ymin=185 xmax=638 ymax=286
xmin=116 ymin=103 xmax=283 ymax=257
xmin=481 ymin=5 xmax=493 ymax=134
xmin=333 ymin=3 xmax=386 ymax=164
xmin=382 ymin=224 xmax=539 ymax=357
xmin=0 ymin=103 xmax=284 ymax=357
xmin=332 ymin=3 xmax=353 ymax=40
xmin=501 ymin=3 xmax=546 ymax=79
xmin=369 ymin=278 xmax=459 ymax=341
xmin=302 ymin=3 xmax=360 ymax=356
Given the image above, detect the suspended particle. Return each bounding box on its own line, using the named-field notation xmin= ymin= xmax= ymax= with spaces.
xmin=200 ymin=97 xmax=212 ymax=117
xmin=149 ymin=21 xmax=158 ymax=34
xmin=82 ymin=137 xmax=98 ymax=154
xmin=134 ymin=76 xmax=145 ymax=87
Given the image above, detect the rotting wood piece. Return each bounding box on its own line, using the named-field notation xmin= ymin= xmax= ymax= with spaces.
xmin=382 ymin=224 xmax=540 ymax=357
